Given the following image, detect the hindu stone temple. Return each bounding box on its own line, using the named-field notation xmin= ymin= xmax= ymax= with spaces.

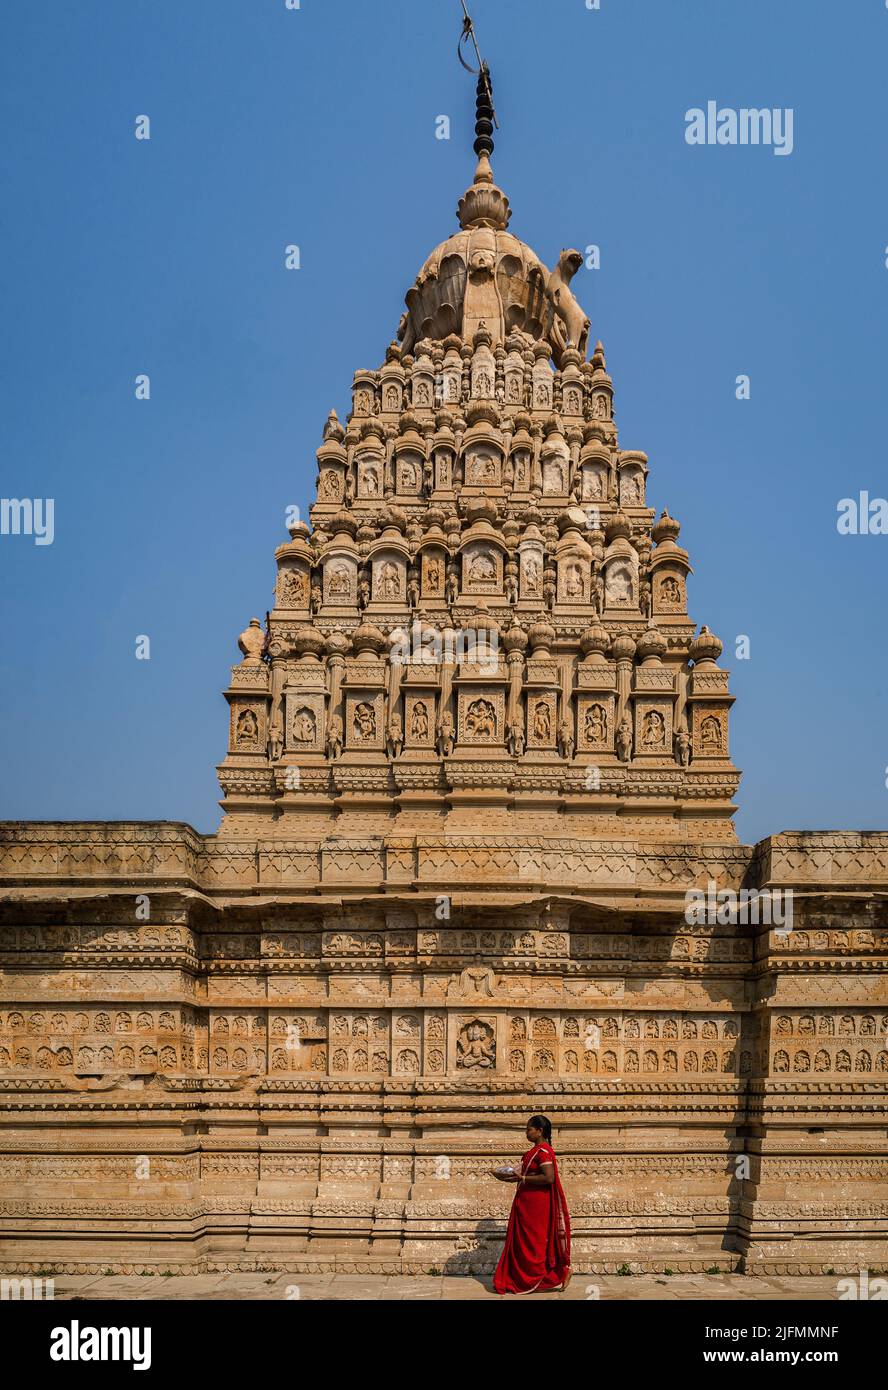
xmin=1 ymin=72 xmax=885 ymax=1277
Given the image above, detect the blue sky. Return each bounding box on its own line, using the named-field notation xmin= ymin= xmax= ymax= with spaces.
xmin=2 ymin=0 xmax=887 ymax=846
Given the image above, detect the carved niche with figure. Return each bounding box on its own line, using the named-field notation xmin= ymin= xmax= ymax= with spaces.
xmin=694 ymin=711 xmax=725 ymax=757
xmin=558 ymin=557 xmax=588 ymax=603
xmin=291 ymin=707 xmax=317 ymax=746
xmin=462 ymin=544 xmax=500 ymax=594
xmin=634 ymin=701 xmax=671 ymax=759
xmin=582 ymin=464 xmax=607 ymax=501
xmin=422 ymin=552 xmax=445 ymax=598
xmin=465 ymin=448 xmax=500 ymax=487
xmin=542 ymin=455 xmax=567 ymax=495
xmin=318 ymin=469 xmax=343 ymax=503
xmin=405 ymin=696 xmax=434 ymax=747
xmin=578 ymin=697 xmax=613 ymax=753
xmin=620 ymin=472 xmax=644 ymax=507
xmin=397 ymin=455 xmax=422 ymax=495
xmin=284 ymin=690 xmax=325 ymax=753
xmin=357 ymin=458 xmax=382 ymax=499
xmin=520 ymin=547 xmax=544 ymax=599
xmin=640 ymin=709 xmax=667 ymax=752
xmin=604 ymin=562 xmax=634 ymax=608
xmin=345 ymin=693 xmax=384 ymax=750
xmin=527 ymin=695 xmax=557 ymax=749
xmin=373 ymin=557 xmax=403 ymax=602
xmin=277 ymin=567 xmax=309 ymax=610
xmin=656 ymin=573 xmax=684 ymax=612
xmin=459 ymin=691 xmax=502 ymax=745
xmin=456 ymin=1019 xmax=496 ymax=1070
xmin=324 ymin=559 xmax=356 ymax=605
xmin=234 ymin=707 xmax=260 ymax=749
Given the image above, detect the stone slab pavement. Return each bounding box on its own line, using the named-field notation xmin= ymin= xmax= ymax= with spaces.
xmin=46 ymin=1273 xmax=846 ymax=1301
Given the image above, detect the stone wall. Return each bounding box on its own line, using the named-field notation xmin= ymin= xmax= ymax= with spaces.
xmin=0 ymin=822 xmax=885 ymax=1275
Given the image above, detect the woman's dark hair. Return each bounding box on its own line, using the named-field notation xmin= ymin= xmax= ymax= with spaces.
xmin=528 ymin=1114 xmax=552 ymax=1141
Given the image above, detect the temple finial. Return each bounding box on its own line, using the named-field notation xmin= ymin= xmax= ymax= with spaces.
xmin=473 ymin=65 xmax=495 ymax=185
xmin=457 ymin=2 xmax=498 ymax=184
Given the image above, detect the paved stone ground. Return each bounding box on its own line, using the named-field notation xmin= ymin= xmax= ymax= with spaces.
xmin=48 ymin=1273 xmax=844 ymax=1301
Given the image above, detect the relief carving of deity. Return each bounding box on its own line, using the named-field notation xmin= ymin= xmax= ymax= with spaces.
xmin=621 ymin=474 xmax=641 ymax=505
xmin=384 ymin=385 xmax=400 ymax=412
xmin=585 ymin=703 xmax=607 ymax=744
xmin=641 ymin=710 xmax=666 ymax=750
xmin=378 ymin=561 xmax=400 ymax=599
xmin=291 ymin=707 xmax=317 ymax=744
xmin=700 ymin=715 xmax=722 ymax=752
xmin=353 ymin=702 xmax=377 ymax=742
xmin=605 ymin=563 xmax=632 ymax=605
xmin=423 ymin=554 xmax=444 ymax=594
xmin=360 ymin=462 xmax=380 ymax=496
xmin=563 ymin=561 xmax=584 ymax=599
xmin=280 ymin=569 xmax=307 ymax=607
xmin=522 ymin=553 xmax=542 ymax=594
xmin=661 ymin=575 xmax=682 ymax=605
xmin=236 ymin=709 xmax=259 ymax=747
xmin=466 ymin=549 xmax=497 ymax=584
xmin=414 ymin=381 xmax=431 ymax=406
xmin=328 ymin=564 xmax=351 ymax=596
xmin=468 ymin=451 xmax=497 ymax=484
xmin=410 ymin=700 xmax=429 ymax=740
xmin=583 ymin=468 xmax=604 ymax=500
xmin=465 ymin=698 xmax=497 ymax=740
xmin=533 ymin=700 xmax=551 ymax=742
xmin=475 ymin=370 xmax=493 ymax=397
xmin=456 ymin=1020 xmax=495 ymax=1070
xmin=400 ymin=460 xmax=418 ymax=490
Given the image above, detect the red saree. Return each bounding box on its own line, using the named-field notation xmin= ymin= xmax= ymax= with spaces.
xmin=493 ymin=1141 xmax=571 ymax=1294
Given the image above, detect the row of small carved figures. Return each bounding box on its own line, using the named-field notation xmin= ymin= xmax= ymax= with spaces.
xmin=262 ymin=705 xmax=696 ymax=765
xmin=347 ymin=369 xmax=612 ymax=421
xmin=4 ymin=1009 xmax=883 ymax=1041
xmin=10 ymin=1043 xmax=887 ymax=1074
xmin=280 ymin=563 xmax=658 ymax=619
xmin=316 ymin=458 xmax=629 ymax=510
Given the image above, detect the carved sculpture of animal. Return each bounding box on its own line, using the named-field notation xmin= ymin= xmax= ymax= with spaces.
xmin=546 ymin=248 xmax=590 ymax=360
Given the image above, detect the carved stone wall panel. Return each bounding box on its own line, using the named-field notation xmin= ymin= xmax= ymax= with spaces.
xmin=284 ymin=690 xmax=325 ymax=755
xmin=345 ymin=693 xmax=385 ymax=751
xmin=527 ymin=692 xmax=557 ymax=748
xmin=577 ymin=695 xmax=615 ymax=753
xmin=457 ymin=689 xmax=504 ymax=746
xmin=323 ymin=556 xmax=357 ymax=606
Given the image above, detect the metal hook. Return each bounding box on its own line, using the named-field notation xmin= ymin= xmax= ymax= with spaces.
xmin=457 ymin=2 xmax=499 ymax=128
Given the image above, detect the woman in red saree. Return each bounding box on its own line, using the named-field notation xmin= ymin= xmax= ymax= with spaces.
xmin=491 ymin=1114 xmax=571 ymax=1294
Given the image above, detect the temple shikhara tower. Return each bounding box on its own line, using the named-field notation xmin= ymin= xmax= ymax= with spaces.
xmin=1 ymin=70 xmax=885 ymax=1279
xmin=218 ymin=82 xmax=738 ymax=842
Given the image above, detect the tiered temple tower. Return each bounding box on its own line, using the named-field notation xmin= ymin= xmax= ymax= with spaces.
xmin=217 ymin=122 xmax=739 ymax=845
